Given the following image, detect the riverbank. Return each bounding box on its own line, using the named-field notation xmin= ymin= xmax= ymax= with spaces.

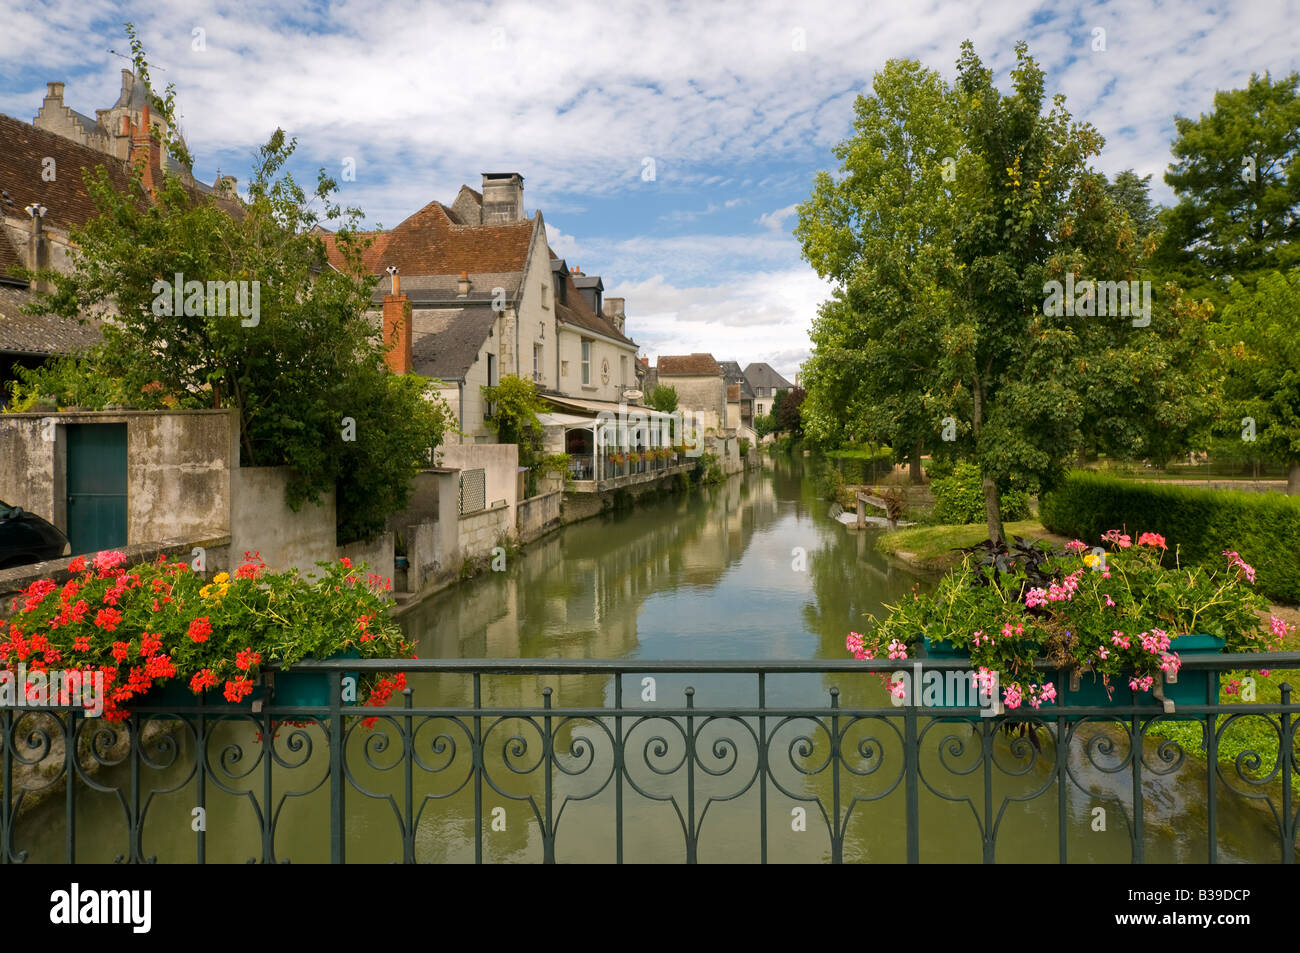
xmin=875 ymin=519 xmax=1070 ymax=571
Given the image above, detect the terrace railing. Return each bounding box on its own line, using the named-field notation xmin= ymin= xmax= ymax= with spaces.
xmin=3 ymin=655 xmax=1297 ymax=863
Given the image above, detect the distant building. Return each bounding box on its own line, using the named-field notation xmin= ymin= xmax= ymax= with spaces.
xmin=321 ymin=173 xmax=641 ymax=444
xmin=717 ymin=360 xmax=755 ymax=432
xmin=743 ymin=362 xmax=795 ymax=419
xmin=656 ymin=353 xmax=726 ymax=432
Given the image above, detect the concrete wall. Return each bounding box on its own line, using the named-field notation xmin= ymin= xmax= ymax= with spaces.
xmin=338 ymin=530 xmax=395 ymax=585
xmin=229 ymin=464 xmax=336 ymax=577
xmin=517 ymin=488 xmax=562 ymax=543
xmin=436 ymin=442 xmax=519 ymax=528
xmin=0 ymin=409 xmax=232 ymax=546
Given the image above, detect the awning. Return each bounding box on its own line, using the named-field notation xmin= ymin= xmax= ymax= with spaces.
xmin=537 ymin=412 xmax=595 ymax=428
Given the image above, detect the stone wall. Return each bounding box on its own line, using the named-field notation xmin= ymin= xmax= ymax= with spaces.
xmin=0 ymin=409 xmax=232 ymax=546
xmin=517 ymin=488 xmax=562 ymax=543
xmin=662 ymin=374 xmax=726 ymax=430
xmin=458 ymin=502 xmax=511 ymax=559
xmin=437 ymin=442 xmax=519 ymax=527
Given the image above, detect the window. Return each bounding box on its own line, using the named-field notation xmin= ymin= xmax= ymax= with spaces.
xmin=533 ymin=343 xmax=543 ymax=382
xmin=581 ymin=340 xmax=591 ymax=386
xmin=561 ymin=360 xmax=569 ymax=377
xmin=485 ymin=353 xmax=498 ymax=421
xmin=541 ymin=283 xmax=550 ymax=309
xmin=620 ymin=355 xmax=627 ymax=388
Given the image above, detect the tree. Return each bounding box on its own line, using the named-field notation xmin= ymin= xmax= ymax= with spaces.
xmin=482 ymin=373 xmax=544 ymax=469
xmin=778 ymin=386 xmax=806 ymax=437
xmin=754 ymin=414 xmax=776 ymax=438
xmin=648 ymin=384 xmax=678 ymax=413
xmin=1154 ymin=71 xmax=1300 ymax=302
xmin=31 ymin=33 xmax=451 ymax=544
xmin=944 ymin=40 xmax=1210 ymax=543
xmin=795 ymin=59 xmax=961 ymax=482
xmin=1105 ymin=170 xmax=1162 ymax=241
xmin=769 ymin=388 xmax=787 ymax=425
xmin=1217 ymin=268 xmax=1300 ymax=492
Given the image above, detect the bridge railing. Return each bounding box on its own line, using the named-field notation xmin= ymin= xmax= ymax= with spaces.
xmin=3 ymin=655 xmax=1298 ymax=863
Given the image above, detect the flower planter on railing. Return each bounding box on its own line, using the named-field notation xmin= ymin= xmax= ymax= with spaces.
xmin=271 ymin=650 xmax=361 ymax=708
xmin=920 ymin=633 xmax=1224 ymax=719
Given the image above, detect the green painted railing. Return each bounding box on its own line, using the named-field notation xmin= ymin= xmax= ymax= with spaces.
xmin=2 ymin=655 xmax=1298 ymax=863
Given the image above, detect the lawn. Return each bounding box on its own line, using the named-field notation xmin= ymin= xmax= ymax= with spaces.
xmin=875 ymin=519 xmax=1069 ymax=571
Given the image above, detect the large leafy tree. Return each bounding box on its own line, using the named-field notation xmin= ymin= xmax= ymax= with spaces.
xmin=32 ymin=39 xmax=451 ymax=544
xmin=1154 ymin=71 xmax=1300 ymax=302
xmin=944 ymin=41 xmax=1211 ymax=543
xmin=795 ymin=59 xmax=961 ymax=480
xmin=1217 ymin=268 xmax=1300 ymax=492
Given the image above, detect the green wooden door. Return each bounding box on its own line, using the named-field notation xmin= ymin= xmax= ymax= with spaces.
xmin=66 ymin=423 xmax=128 ymax=555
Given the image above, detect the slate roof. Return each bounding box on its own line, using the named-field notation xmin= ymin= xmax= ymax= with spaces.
xmin=0 ymin=284 xmax=101 ymax=355
xmin=658 ymin=353 xmax=723 ymax=377
xmin=743 ymin=362 xmax=794 ymax=394
xmin=410 ymin=307 xmax=497 ymax=382
xmin=368 ymin=271 xmax=523 ymax=306
xmin=718 ymin=360 xmax=755 ymax=399
xmin=549 ymin=253 xmax=634 ymax=346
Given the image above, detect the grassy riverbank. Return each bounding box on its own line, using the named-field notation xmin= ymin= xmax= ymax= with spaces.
xmin=875 ymin=519 xmax=1070 ymax=571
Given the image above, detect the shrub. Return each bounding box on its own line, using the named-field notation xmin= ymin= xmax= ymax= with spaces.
xmin=932 ymin=463 xmax=1030 ymax=525
xmin=696 ymin=452 xmax=723 ymax=485
xmin=738 ymin=438 xmax=751 ymax=457
xmin=1040 ymin=471 xmax=1300 ymax=604
xmin=826 ymin=447 xmax=894 ymax=484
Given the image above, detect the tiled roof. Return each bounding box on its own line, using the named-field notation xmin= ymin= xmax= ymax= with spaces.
xmin=0 ymin=112 xmax=141 ymax=234
xmin=549 ymin=253 xmax=634 ymax=346
xmin=0 ymin=112 xmax=243 ymax=237
xmin=0 ymin=229 xmax=24 ymax=284
xmin=321 ymin=200 xmax=535 ymax=278
xmin=718 ymin=360 xmax=755 ymax=399
xmin=410 ymin=307 xmax=497 ymax=382
xmin=658 ymin=353 xmax=723 ymax=377
xmin=0 ymin=284 xmax=101 ymax=355
xmin=743 ymin=362 xmax=794 ymax=392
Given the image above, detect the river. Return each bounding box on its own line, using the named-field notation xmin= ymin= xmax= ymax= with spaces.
xmin=10 ymin=455 xmax=1290 ymax=862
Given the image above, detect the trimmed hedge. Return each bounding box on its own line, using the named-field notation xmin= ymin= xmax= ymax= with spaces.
xmin=826 ymin=448 xmax=895 ymax=484
xmin=1040 ymin=471 xmax=1300 ymax=605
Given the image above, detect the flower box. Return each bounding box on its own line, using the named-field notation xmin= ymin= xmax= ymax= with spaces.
xmin=271 ymin=650 xmax=361 ymax=708
xmin=922 ymin=633 xmax=1223 ymax=719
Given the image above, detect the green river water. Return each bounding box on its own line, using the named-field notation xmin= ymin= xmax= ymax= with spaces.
xmin=12 ymin=455 xmax=1291 ymax=862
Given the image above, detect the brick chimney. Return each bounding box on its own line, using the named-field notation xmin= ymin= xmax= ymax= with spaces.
xmin=382 ymin=269 xmax=412 ymax=374
xmin=602 ymin=297 xmax=625 ymax=334
xmin=128 ymin=103 xmax=161 ymax=198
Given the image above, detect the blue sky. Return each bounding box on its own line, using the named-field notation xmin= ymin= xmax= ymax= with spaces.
xmin=3 ymin=0 xmax=1298 ymax=380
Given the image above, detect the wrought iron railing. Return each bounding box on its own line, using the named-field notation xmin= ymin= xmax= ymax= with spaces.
xmin=3 ymin=655 xmax=1298 ymax=863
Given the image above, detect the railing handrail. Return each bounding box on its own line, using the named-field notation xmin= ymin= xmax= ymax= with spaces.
xmin=265 ymin=652 xmax=1300 ymax=673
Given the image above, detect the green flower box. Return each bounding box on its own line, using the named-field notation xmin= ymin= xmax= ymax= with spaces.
xmin=271 ymin=650 xmax=362 ymax=708
xmin=921 ymin=633 xmax=1224 ymax=719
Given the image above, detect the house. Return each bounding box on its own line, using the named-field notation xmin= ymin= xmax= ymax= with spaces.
xmin=743 ymin=362 xmax=795 ymax=419
xmin=321 ymin=173 xmax=643 ymax=445
xmin=656 ymin=354 xmax=727 ymax=433
xmin=717 ymin=360 xmax=755 ymax=432
xmin=0 ymin=74 xmax=240 ymax=407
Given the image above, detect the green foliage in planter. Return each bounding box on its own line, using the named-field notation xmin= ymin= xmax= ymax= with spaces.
xmin=2 ymin=550 xmax=411 ymax=721
xmin=1040 ymin=471 xmax=1300 ymax=604
xmin=846 ymin=532 xmax=1276 ymax=711
xmin=932 ymin=462 xmax=1030 ymax=525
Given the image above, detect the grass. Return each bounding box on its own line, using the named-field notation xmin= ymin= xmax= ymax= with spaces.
xmin=875 ymin=519 xmax=1068 ymax=571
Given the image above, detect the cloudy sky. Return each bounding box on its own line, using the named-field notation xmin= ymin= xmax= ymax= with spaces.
xmin=3 ymin=0 xmax=1298 ymax=379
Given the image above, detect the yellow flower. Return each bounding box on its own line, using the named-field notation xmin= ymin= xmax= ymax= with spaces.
xmin=1083 ymin=553 xmax=1100 ymax=568
xmin=213 ymin=572 xmax=230 ymax=584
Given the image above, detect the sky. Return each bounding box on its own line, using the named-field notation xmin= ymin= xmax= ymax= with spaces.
xmin=2 ymin=0 xmax=1298 ymax=381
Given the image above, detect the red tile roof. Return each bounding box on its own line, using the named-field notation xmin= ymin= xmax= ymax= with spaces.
xmin=321 ymin=200 xmax=535 ymax=277
xmin=658 ymin=353 xmax=722 ymax=376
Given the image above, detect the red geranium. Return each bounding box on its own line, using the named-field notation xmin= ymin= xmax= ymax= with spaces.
xmin=94 ymin=608 xmax=122 ymax=632
xmin=188 ymin=617 xmax=212 ymax=643
xmin=224 ymin=677 xmax=255 ymax=702
xmin=235 ymin=648 xmax=262 ymax=671
xmin=190 ymin=669 xmax=218 ymax=693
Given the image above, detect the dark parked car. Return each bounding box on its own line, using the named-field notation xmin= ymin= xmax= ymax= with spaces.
xmin=0 ymin=500 xmax=71 ymax=570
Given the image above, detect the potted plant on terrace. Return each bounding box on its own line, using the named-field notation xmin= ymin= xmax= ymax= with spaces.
xmin=2 ymin=550 xmax=411 ymax=722
xmin=846 ymin=531 xmax=1280 ymax=715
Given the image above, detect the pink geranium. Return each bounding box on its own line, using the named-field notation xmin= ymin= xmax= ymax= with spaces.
xmin=1137 ymin=532 xmax=1167 ymax=550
